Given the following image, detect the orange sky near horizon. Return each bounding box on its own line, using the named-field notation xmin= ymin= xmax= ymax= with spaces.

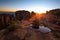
xmin=0 ymin=8 xmax=47 ymax=13
xmin=0 ymin=8 xmax=16 ymax=12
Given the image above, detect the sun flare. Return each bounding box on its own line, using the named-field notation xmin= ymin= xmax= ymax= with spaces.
xmin=27 ymin=6 xmax=48 ymax=14
xmin=34 ymin=10 xmax=46 ymax=14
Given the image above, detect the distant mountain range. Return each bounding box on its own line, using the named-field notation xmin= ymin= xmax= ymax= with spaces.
xmin=0 ymin=12 xmax=15 ymax=17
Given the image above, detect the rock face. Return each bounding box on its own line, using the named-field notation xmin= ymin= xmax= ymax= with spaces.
xmin=0 ymin=14 xmax=14 ymax=30
xmin=15 ymin=10 xmax=36 ymax=21
xmin=15 ymin=10 xmax=31 ymax=21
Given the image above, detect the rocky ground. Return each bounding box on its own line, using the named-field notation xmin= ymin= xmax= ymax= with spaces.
xmin=0 ymin=14 xmax=60 ymax=40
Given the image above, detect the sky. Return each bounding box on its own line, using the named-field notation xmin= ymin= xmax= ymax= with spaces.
xmin=0 ymin=0 xmax=60 ymax=12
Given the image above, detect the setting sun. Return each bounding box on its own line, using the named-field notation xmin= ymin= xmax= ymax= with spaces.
xmin=34 ymin=10 xmax=46 ymax=14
